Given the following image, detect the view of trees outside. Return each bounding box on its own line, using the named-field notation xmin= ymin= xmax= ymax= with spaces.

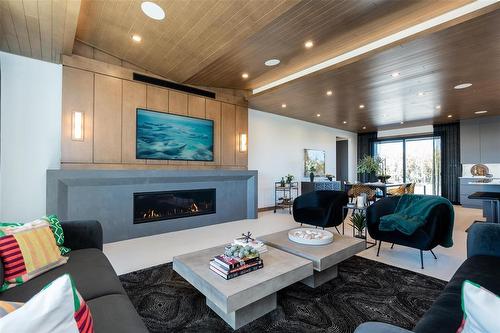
xmin=374 ymin=137 xmax=441 ymax=195
xmin=375 ymin=141 xmax=404 ymax=182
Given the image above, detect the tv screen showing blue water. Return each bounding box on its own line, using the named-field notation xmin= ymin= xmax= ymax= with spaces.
xmin=136 ymin=108 xmax=214 ymax=161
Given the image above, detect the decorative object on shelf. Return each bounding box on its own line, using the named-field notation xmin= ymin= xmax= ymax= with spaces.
xmin=286 ymin=174 xmax=295 ymax=184
xmin=288 ymin=228 xmax=334 ymax=245
xmin=357 ymin=155 xmax=382 ymax=182
xmin=470 ymin=164 xmax=489 ymax=177
xmin=325 ymin=174 xmax=334 ymax=181
xmin=377 ymin=157 xmax=391 ymax=183
xmin=356 ymin=193 xmax=367 ymax=208
xmin=309 ymin=170 xmax=316 ymax=182
xmin=304 ymin=149 xmax=325 ymax=177
xmin=350 ymin=212 xmax=367 ymax=239
xmin=280 ymin=177 xmax=286 ymax=187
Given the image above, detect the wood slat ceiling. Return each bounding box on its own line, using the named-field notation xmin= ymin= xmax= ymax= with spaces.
xmin=186 ymin=0 xmax=473 ymax=90
xmin=0 ymin=0 xmax=81 ymax=63
xmin=248 ymin=9 xmax=500 ymax=132
xmin=75 ymin=0 xmax=300 ymax=83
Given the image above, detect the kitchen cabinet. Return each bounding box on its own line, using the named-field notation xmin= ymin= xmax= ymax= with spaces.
xmin=460 ymin=116 xmax=500 ymax=164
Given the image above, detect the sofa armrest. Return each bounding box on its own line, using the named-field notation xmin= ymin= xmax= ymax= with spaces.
xmin=467 ymin=222 xmax=500 ymax=258
xmin=355 ymin=322 xmax=413 ymax=333
xmin=61 ymin=220 xmax=103 ymax=251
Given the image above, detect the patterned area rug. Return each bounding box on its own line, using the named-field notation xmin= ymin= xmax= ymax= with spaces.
xmin=119 ymin=256 xmax=446 ymax=333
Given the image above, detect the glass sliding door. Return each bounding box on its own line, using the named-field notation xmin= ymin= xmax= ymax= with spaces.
xmin=405 ymin=137 xmax=441 ymax=195
xmin=373 ymin=140 xmax=404 ymax=183
xmin=374 ymin=136 xmax=441 ymax=195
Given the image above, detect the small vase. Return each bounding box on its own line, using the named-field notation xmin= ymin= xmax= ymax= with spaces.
xmin=309 ymin=172 xmax=315 ymax=182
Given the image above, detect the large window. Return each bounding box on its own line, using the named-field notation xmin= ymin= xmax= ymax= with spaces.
xmin=374 ymin=137 xmax=441 ymax=195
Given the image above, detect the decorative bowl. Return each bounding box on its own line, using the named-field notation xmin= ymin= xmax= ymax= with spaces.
xmin=288 ymin=228 xmax=334 ymax=245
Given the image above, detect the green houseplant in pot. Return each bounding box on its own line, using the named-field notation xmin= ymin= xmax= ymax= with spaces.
xmin=305 ymin=161 xmax=317 ymax=182
xmin=350 ymin=212 xmax=366 ymax=239
xmin=357 ymin=155 xmax=382 ymax=182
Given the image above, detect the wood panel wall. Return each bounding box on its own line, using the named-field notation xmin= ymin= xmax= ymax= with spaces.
xmin=61 ymin=66 xmax=248 ymax=169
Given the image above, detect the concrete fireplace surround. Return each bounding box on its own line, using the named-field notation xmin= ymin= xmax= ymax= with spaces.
xmin=46 ymin=169 xmax=258 ymax=243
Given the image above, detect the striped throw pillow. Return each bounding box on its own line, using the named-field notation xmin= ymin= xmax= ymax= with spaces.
xmin=0 ymin=301 xmax=23 ymax=318
xmin=0 ymin=220 xmax=68 ymax=291
xmin=0 ymin=274 xmax=94 ymax=333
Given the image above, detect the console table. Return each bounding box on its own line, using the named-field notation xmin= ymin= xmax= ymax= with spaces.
xmin=301 ymin=181 xmax=341 ymax=194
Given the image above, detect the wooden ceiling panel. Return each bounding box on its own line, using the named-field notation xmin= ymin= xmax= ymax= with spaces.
xmin=76 ymin=0 xmax=299 ymax=83
xmin=186 ymin=0 xmax=473 ymax=89
xmin=0 ymin=0 xmax=81 ymax=63
xmin=248 ymin=9 xmax=500 ymax=132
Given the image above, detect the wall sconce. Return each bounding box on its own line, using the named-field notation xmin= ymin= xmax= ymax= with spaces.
xmin=239 ymin=133 xmax=247 ymax=152
xmin=72 ymin=111 xmax=84 ymax=141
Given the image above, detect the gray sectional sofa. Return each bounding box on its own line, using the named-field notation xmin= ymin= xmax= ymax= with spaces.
xmin=0 ymin=220 xmax=148 ymax=333
xmin=355 ymin=222 xmax=500 ymax=333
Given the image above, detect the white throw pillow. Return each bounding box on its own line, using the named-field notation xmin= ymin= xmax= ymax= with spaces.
xmin=457 ymin=280 xmax=500 ymax=333
xmin=0 ymin=274 xmax=93 ymax=333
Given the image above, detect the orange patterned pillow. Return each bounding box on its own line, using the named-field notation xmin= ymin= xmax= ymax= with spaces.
xmin=0 ymin=220 xmax=68 ymax=291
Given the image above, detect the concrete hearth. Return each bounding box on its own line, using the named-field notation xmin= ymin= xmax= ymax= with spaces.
xmin=46 ymin=169 xmax=258 ymax=243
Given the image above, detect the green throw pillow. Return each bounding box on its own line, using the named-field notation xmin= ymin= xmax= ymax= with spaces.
xmin=42 ymin=215 xmax=71 ymax=256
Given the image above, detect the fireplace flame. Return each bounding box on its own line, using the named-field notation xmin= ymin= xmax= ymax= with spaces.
xmin=143 ymin=209 xmax=161 ymax=219
xmin=190 ymin=203 xmax=199 ymax=212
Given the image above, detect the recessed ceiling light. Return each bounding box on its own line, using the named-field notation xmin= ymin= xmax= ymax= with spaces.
xmin=304 ymin=40 xmax=314 ymax=48
xmin=391 ymin=72 xmax=400 ymax=78
xmin=326 ymin=90 xmax=333 ymax=96
xmin=362 ymin=126 xmax=367 ymax=130
xmin=454 ymin=83 xmax=472 ymax=89
xmin=241 ymin=73 xmax=249 ymax=79
xmin=435 ymin=105 xmax=441 ymax=109
xmin=418 ymin=91 xmax=425 ymax=96
xmin=264 ymin=59 xmax=280 ymax=66
xmin=141 ymin=1 xmax=165 ymax=20
xmin=281 ymin=103 xmax=287 ymax=108
xmin=448 ymin=114 xmax=453 ymax=118
xmin=316 ymin=114 xmax=321 ymax=117
xmin=359 ymin=104 xmax=365 ymax=109
xmin=475 ymin=110 xmax=488 ymax=114
xmin=343 ymin=121 xmax=347 ymax=124
xmin=131 ymin=34 xmax=142 ymax=42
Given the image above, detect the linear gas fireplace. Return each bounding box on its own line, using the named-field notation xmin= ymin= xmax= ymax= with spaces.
xmin=133 ymin=189 xmax=216 ymax=224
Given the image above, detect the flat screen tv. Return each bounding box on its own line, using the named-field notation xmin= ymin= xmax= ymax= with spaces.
xmin=136 ymin=108 xmax=214 ymax=161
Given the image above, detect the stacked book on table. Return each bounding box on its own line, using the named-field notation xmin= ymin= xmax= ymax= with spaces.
xmin=209 ymin=236 xmax=266 ymax=280
xmin=210 ymin=254 xmax=263 ymax=280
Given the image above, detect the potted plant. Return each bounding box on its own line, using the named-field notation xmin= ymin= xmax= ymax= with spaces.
xmin=285 ymin=174 xmax=294 ymax=184
xmin=350 ymin=212 xmax=366 ymax=239
xmin=305 ymin=161 xmax=317 ymax=182
xmin=357 ymin=155 xmax=382 ymax=182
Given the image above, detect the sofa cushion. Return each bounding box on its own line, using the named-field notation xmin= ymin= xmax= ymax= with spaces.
xmin=414 ymin=255 xmax=500 ymax=333
xmin=0 ymin=248 xmax=125 ymax=302
xmin=87 ymin=294 xmax=148 ymax=333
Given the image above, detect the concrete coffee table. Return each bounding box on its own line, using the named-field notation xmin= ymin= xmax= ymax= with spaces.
xmin=173 ymin=245 xmax=312 ymax=329
xmin=259 ymin=230 xmax=365 ymax=288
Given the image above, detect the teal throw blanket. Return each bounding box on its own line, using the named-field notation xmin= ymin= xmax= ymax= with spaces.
xmin=379 ymin=194 xmax=454 ymax=247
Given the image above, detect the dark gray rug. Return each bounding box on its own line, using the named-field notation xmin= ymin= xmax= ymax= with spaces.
xmin=119 ymin=256 xmax=446 ymax=332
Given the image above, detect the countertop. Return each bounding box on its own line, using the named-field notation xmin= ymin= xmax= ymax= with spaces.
xmin=467 ymin=182 xmax=500 ymax=185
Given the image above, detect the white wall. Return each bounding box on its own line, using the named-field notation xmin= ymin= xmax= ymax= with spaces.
xmin=248 ymin=109 xmax=357 ymax=208
xmin=0 ymin=52 xmax=62 ymax=221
